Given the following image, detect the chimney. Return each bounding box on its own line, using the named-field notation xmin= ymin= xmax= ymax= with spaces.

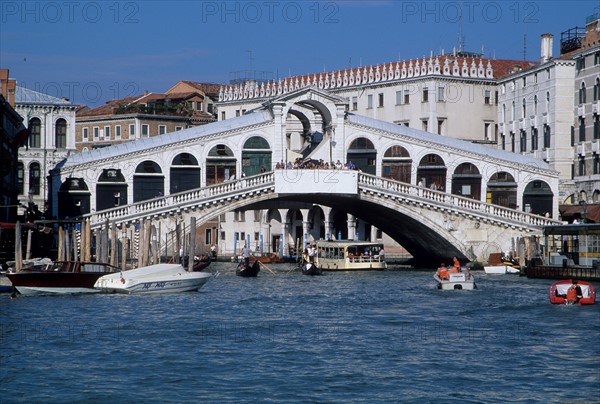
xmin=0 ymin=69 xmax=17 ymax=107
xmin=7 ymin=78 xmax=16 ymax=106
xmin=540 ymin=33 xmax=553 ymax=63
xmin=0 ymin=68 xmax=8 ymax=100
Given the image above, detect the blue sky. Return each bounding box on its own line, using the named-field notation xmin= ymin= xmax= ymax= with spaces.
xmin=1 ymin=0 xmax=598 ymax=107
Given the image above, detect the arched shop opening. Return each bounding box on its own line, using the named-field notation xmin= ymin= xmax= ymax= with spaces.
xmin=58 ymin=177 xmax=91 ymax=218
xmin=382 ymin=145 xmax=411 ymax=183
xmin=206 ymin=144 xmax=236 ymax=185
xmin=486 ymin=172 xmax=517 ymax=209
xmin=347 ymin=137 xmax=376 ymax=174
xmin=133 ymin=160 xmax=164 ymax=202
xmin=523 ymin=180 xmax=553 ymax=216
xmin=416 ymin=154 xmax=447 ymax=190
xmin=242 ymin=136 xmax=272 ymax=176
xmin=96 ymin=168 xmax=128 ymax=211
xmin=451 ymin=163 xmax=481 ymax=200
xmin=170 ymin=153 xmax=200 ymax=194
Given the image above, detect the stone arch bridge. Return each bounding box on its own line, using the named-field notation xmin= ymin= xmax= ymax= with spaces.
xmin=49 ymin=87 xmax=560 ymax=264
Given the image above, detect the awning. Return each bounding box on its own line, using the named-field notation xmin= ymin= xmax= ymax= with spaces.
xmin=559 ymin=204 xmax=600 ymax=223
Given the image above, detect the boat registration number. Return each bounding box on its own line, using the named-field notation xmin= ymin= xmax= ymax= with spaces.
xmin=142 ymin=282 xmax=166 ymax=289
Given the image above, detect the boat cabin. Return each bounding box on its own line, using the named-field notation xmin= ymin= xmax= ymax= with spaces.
xmin=315 ymin=240 xmax=387 ymax=271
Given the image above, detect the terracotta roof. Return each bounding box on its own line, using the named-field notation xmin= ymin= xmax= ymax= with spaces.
xmin=177 ymin=81 xmax=222 ymax=95
xmin=77 ymin=95 xmax=141 ymax=117
xmin=162 ymin=91 xmax=204 ymax=100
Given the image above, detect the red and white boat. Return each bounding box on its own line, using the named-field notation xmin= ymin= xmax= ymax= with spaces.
xmin=6 ymin=261 xmax=120 ymax=296
xmin=549 ymin=280 xmax=596 ymax=305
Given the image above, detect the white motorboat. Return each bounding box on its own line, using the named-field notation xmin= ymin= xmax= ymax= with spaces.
xmin=434 ymin=272 xmax=476 ymax=290
xmin=483 ymin=264 xmax=521 ymax=275
xmin=94 ymin=263 xmax=212 ymax=294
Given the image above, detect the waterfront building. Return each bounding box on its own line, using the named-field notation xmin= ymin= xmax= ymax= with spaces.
xmin=217 ymin=55 xmax=535 ymax=146
xmin=496 ymin=34 xmax=576 ymax=194
xmin=13 ymin=78 xmax=78 ymax=218
xmin=76 ymin=81 xmax=220 ymax=153
xmin=0 ymin=70 xmax=27 ymax=223
xmin=569 ymin=15 xmax=600 ymax=204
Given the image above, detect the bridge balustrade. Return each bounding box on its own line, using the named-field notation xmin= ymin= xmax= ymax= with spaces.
xmin=87 ymin=172 xmax=275 ymax=228
xmin=84 ymin=170 xmax=559 ymax=231
xmin=357 ymin=173 xmax=560 ymax=228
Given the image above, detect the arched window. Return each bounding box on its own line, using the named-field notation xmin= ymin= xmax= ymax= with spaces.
xmin=17 ymin=162 xmax=24 ymax=195
xmin=55 ymin=118 xmax=67 ymax=148
xmin=382 ymin=145 xmax=411 ymax=182
xmin=523 ymin=180 xmax=553 ymax=216
xmin=451 ymin=163 xmax=481 ymax=199
xmin=29 ymin=117 xmax=41 ymax=148
xmin=29 ymin=162 xmax=41 ymax=195
xmin=579 ymin=83 xmax=587 ymax=105
xmin=207 ymin=144 xmax=236 ymax=185
xmin=170 ymin=153 xmax=200 ymax=193
xmin=487 ymin=172 xmax=517 ymax=209
xmin=134 ymin=161 xmax=164 ymax=202
xmin=242 ymin=136 xmax=271 ymax=176
xmin=416 ymin=154 xmax=446 ymax=190
xmin=347 ymin=137 xmax=376 ymax=174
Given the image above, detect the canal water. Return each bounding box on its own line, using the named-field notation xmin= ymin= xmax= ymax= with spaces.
xmin=1 ymin=263 xmax=599 ymax=403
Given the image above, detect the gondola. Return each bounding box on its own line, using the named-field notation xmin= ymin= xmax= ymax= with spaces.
xmin=301 ymin=262 xmax=322 ymax=276
xmin=236 ymin=260 xmax=260 ymax=277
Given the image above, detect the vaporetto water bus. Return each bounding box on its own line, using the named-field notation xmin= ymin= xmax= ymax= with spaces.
xmin=315 ymin=240 xmax=387 ymax=271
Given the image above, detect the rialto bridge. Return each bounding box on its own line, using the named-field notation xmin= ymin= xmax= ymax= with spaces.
xmin=49 ymin=87 xmax=561 ymax=265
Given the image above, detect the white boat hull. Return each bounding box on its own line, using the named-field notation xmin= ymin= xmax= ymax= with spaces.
xmin=484 ymin=265 xmax=520 ymax=275
xmin=434 ymin=273 xmax=476 ymax=290
xmin=94 ymin=264 xmax=212 ymax=294
xmin=15 ymin=286 xmax=102 ymax=296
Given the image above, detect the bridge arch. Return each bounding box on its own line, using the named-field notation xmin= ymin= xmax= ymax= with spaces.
xmin=382 ymin=145 xmax=412 ymax=183
xmin=486 ymin=171 xmax=517 ymax=209
xmin=58 ymin=177 xmax=90 ymax=218
xmin=523 ymin=179 xmax=553 ymax=216
xmin=310 ymin=205 xmax=326 ymax=240
xmin=347 ymin=137 xmax=376 ymax=174
xmin=133 ymin=160 xmax=164 ymax=202
xmin=96 ymin=168 xmax=127 ymax=210
xmin=170 ymin=152 xmax=200 ymax=194
xmin=242 ymin=135 xmax=272 ymax=176
xmin=206 ymin=143 xmax=236 ymax=185
xmin=417 ymin=154 xmax=447 ymax=190
xmin=451 ymin=162 xmax=481 ymax=199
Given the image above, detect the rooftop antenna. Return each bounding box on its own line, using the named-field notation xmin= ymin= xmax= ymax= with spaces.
xmin=457 ymin=3 xmax=465 ymax=53
xmin=246 ymin=49 xmax=254 ymax=69
xmin=523 ymin=33 xmax=527 ymax=61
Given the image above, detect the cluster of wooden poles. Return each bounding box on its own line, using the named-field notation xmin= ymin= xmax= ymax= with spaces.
xmin=13 ymin=216 xmax=201 ymax=272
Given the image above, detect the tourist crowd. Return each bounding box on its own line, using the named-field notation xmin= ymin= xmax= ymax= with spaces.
xmin=275 ymin=158 xmax=357 ymax=170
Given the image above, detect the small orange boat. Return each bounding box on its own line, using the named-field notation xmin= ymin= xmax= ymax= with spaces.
xmin=549 ymin=280 xmax=596 ymax=305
